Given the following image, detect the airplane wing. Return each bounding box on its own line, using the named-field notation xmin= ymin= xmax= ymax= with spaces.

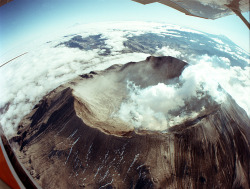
xmin=132 ymin=0 xmax=250 ymax=28
xmin=0 ymin=0 xmax=13 ymax=7
xmin=132 ymin=0 xmax=249 ymax=19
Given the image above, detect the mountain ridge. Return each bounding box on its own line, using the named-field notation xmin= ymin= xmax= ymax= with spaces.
xmin=10 ymin=56 xmax=250 ymax=189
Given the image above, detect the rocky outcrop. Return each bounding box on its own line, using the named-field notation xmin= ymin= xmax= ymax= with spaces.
xmin=11 ymin=56 xmax=250 ymax=189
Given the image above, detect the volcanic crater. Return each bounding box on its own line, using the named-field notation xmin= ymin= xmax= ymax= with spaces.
xmin=11 ymin=56 xmax=250 ymax=189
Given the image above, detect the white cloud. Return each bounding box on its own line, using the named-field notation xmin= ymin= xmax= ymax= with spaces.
xmin=0 ymin=21 xmax=249 ymax=136
xmin=155 ymin=46 xmax=182 ymax=58
xmin=212 ymin=38 xmax=224 ymax=45
xmin=102 ymin=31 xmax=127 ymax=52
xmin=116 ymin=60 xmax=228 ymax=131
xmin=189 ymin=55 xmax=250 ymax=115
xmin=0 ymin=32 xmax=150 ymax=136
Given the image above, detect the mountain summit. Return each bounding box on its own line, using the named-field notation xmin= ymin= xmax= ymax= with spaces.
xmin=11 ymin=56 xmax=250 ymax=188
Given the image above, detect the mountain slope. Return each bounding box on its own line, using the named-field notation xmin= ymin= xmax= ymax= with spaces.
xmin=11 ymin=56 xmax=250 ymax=189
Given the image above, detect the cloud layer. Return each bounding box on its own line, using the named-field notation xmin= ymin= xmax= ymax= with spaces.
xmin=0 ymin=21 xmax=249 ymax=136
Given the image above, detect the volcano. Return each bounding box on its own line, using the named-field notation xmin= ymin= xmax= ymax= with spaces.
xmin=10 ymin=56 xmax=250 ymax=188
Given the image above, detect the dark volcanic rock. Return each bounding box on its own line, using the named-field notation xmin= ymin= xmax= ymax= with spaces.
xmin=11 ymin=56 xmax=250 ymax=189
xmin=56 ymin=34 xmax=112 ymax=55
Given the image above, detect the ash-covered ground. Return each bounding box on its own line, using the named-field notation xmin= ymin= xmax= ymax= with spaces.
xmin=10 ymin=56 xmax=250 ymax=189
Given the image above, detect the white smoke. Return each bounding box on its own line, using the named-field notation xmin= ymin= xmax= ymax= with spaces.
xmin=116 ymin=61 xmax=228 ymax=131
xmin=116 ymin=53 xmax=250 ymax=131
xmin=0 ymin=21 xmax=249 ymax=136
xmin=155 ymin=46 xmax=182 ymax=58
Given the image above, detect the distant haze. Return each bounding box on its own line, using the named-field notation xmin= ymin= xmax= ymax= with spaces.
xmin=0 ymin=0 xmax=249 ymax=55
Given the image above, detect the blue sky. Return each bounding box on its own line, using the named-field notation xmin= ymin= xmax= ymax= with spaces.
xmin=0 ymin=0 xmax=249 ymax=56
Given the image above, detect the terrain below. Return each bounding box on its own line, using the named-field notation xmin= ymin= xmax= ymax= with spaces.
xmin=11 ymin=56 xmax=250 ymax=189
